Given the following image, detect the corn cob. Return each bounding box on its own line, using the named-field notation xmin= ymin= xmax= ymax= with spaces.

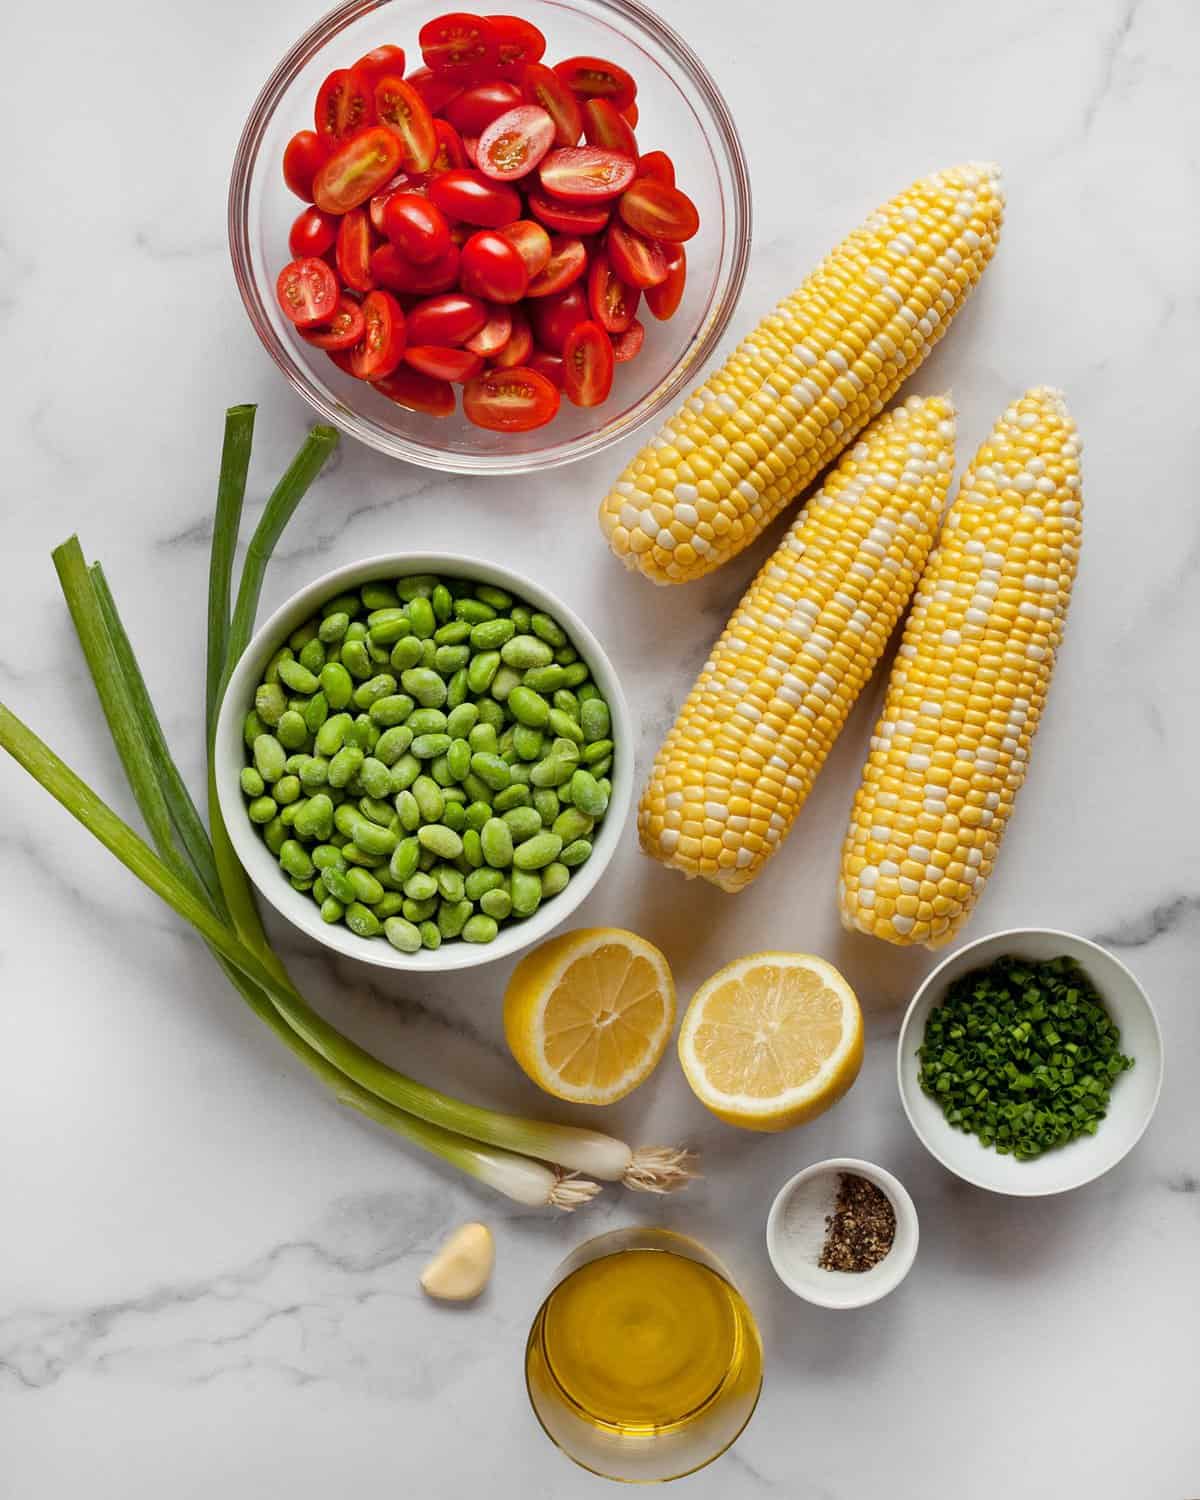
xmin=599 ymin=163 xmax=1003 ymax=585
xmin=839 ymin=387 xmax=1082 ymax=947
xmin=639 ymin=394 xmax=957 ymax=891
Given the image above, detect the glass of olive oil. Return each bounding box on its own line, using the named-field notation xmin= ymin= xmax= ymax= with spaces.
xmin=524 ymin=1228 xmax=763 ymax=1482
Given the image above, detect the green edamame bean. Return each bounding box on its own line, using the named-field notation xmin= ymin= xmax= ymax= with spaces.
xmin=374 ymin=725 xmax=413 ymax=765
xmin=508 ymin=685 xmax=550 ymax=727
xmin=243 ymin=710 xmax=265 ymax=748
xmin=553 ymin=807 xmax=594 ymax=843
xmin=403 ymin=708 xmax=446 ymax=737
xmin=530 ymin=612 xmax=567 ymax=648
xmin=383 ymin=916 xmax=422 ymax=952
xmin=501 ymin=634 xmax=554 ymax=670
xmin=407 ymin=774 xmax=441 ymax=822
xmin=442 ymin=799 xmax=466 ymax=833
xmin=403 ymin=871 xmax=438 ymax=901
xmin=508 ymin=761 xmax=532 ymax=786
xmin=298 ymin=638 xmax=326 ymax=675
xmin=532 ymin=788 xmax=560 ymax=826
xmin=438 ymin=900 xmax=472 ymax=939
xmin=556 ymin=645 xmax=578 ymax=665
xmin=465 ymin=866 xmax=504 ymax=900
xmin=496 ymin=727 xmax=517 ymax=763
xmin=284 ymin=753 xmax=308 ymax=774
xmin=561 ymin=662 xmax=589 ymax=687
xmin=444 ymin=738 xmax=470 ymax=781
xmin=369 ymin=694 xmax=415 ymax=728
xmin=276 ymin=658 xmax=320 ymax=696
xmin=345 ymin=902 xmax=381 ymax=938
xmin=322 ymin=592 xmax=361 ymax=621
xmin=467 ymin=723 xmax=497 ymax=755
xmin=530 ymin=753 xmax=573 ymax=789
xmin=548 ymin=709 xmax=583 ymax=744
xmin=510 ymin=868 xmax=542 ymax=917
xmin=255 ymin=682 xmax=287 ymax=725
xmin=476 ymin=583 xmax=513 ymax=610
xmin=389 ymin=752 xmax=421 ymax=792
xmin=464 ymin=803 xmax=491 ymax=833
xmin=366 ymin=608 xmax=411 ymax=646
xmin=342 ymin=842 xmax=384 ymax=868
xmin=540 ymin=862 xmax=570 ymax=898
xmin=582 ymin=738 xmax=614 ymax=766
xmin=279 ymin=804 xmax=299 ymax=826
xmin=263 ymin=817 xmax=287 ymax=855
xmin=417 ymin=824 xmax=463 ymax=860
xmin=254 ymin=734 xmax=286 ymax=783
xmin=315 ymin=712 xmax=351 ymax=756
xmin=459 ymin=772 xmax=491 ymax=806
xmin=454 ymin=597 xmax=496 ymax=624
xmin=523 ymin=665 xmax=566 ymax=694
xmin=319 ymin=662 xmax=354 ymax=710
xmin=395 ymin=789 xmax=421 ymax=831
xmin=435 ymin=619 xmax=471 ymax=646
xmin=503 ymin=806 xmax=542 ymax=842
xmin=569 ymin=769 xmax=609 ymax=817
xmin=494 ymin=783 xmax=531 ymax=813
xmin=412 ymin=732 xmax=451 ymax=759
xmin=513 ymin=832 xmax=562 ymax=870
xmin=346 ymin=715 xmax=377 ymax=752
xmin=303 ymin=692 xmax=329 ymax=735
xmin=480 ymin=817 xmax=513 ymax=868
xmin=509 ymin=605 xmax=532 ymax=632
xmin=462 ymin=913 xmax=499 ymax=944
xmin=373 ymin=893 xmax=404 ymax=919
xmin=274 ymin=775 xmax=301 ymax=806
xmin=347 ymin=867 xmax=384 ymax=905
xmin=279 ymin=839 xmax=314 ymax=881
xmin=420 ymin=920 xmax=442 ymax=950
xmin=390 ymin=837 xmax=421 ymax=883
xmin=320 ymin=897 xmax=345 ymax=924
xmin=476 ymin=698 xmax=505 ymax=732
xmin=357 ymin=582 xmax=397 ymax=611
xmin=389 ymin=636 xmax=424 ymax=672
xmin=312 ymin=844 xmax=346 ymax=872
xmin=403 ymin=895 xmax=437 ymax=921
xmin=353 ymin=816 xmax=397 ymax=857
xmin=552 ymin=689 xmax=579 ymax=718
xmin=576 ymin=681 xmax=600 ymax=703
xmin=400 ymin=667 xmax=446 ymax=708
xmin=240 ymin=766 xmax=265 ymax=798
xmin=512 ymin=724 xmax=543 ymax=760
xmin=590 ymin=754 xmax=613 ymax=778
xmin=560 ymin=838 xmax=592 ymax=867
xmin=465 ymin=650 xmax=500 ymax=694
xmin=441 ymin=701 xmax=475 ymax=738
xmin=446 ymin=668 xmax=469 ymax=708
xmin=434 ymin=644 xmax=470 ymax=674
xmin=311 ymin=877 xmax=328 ymax=905
xmin=359 ymin=757 xmax=391 ymax=799
xmin=580 ymin=698 xmax=611 ymax=742
xmin=341 ymin=639 xmax=373 ymax=680
xmin=396 ymin=574 xmax=437 ymax=602
xmin=429 ymin=754 xmax=455 ymax=787
xmin=248 ymin=795 xmax=277 ymax=824
xmin=470 ymin=617 xmax=516 ymax=651
xmin=470 ymin=752 xmax=511 ymax=791
xmin=319 ymin=612 xmax=350 ymax=644
xmin=345 ymin=621 xmax=367 ymax=642
xmin=490 ymin=665 xmax=522 ymax=701
xmin=435 ymin=865 xmax=466 ymax=902
xmin=327 ymin=745 xmax=364 ymax=789
xmin=294 ymin=794 xmax=334 ymax=841
xmin=353 ymin=673 xmax=397 ymax=710
xmin=480 ymin=887 xmax=512 ymax=920
xmin=407 ymin=596 xmax=436 ymax=638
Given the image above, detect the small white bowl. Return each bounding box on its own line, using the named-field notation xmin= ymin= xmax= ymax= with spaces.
xmin=898 ymin=929 xmax=1163 ymax=1196
xmin=766 ymin=1158 xmax=919 ymax=1308
xmin=215 ymin=553 xmax=633 ymax=972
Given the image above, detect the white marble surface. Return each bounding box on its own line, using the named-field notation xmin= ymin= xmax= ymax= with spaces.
xmin=2 ymin=0 xmax=1198 ymax=1494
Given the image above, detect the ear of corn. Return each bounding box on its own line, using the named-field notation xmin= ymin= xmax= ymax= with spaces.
xmin=839 ymin=387 xmax=1082 ymax=947
xmin=639 ymin=394 xmax=957 ymax=891
xmin=599 ymin=163 xmax=1004 ymax=585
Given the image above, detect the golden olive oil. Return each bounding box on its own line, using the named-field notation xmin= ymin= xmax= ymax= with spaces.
xmin=527 ymin=1247 xmax=763 ymax=1436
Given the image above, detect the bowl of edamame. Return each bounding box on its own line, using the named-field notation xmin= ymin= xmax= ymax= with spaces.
xmin=215 ymin=555 xmax=632 ymax=970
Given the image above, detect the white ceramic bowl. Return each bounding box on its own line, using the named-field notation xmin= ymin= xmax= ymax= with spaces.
xmin=215 ymin=553 xmax=632 ymax=971
xmin=766 ymin=1158 xmax=919 ymax=1309
xmin=897 ymin=929 xmax=1163 ymax=1196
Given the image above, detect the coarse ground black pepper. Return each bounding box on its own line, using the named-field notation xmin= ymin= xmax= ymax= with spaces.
xmin=819 ymin=1173 xmax=896 ymax=1272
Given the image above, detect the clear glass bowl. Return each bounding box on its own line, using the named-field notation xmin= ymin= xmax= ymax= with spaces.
xmin=228 ymin=0 xmax=751 ymax=473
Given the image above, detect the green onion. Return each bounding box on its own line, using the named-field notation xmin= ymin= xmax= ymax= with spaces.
xmin=206 ymin=405 xmax=256 ymax=743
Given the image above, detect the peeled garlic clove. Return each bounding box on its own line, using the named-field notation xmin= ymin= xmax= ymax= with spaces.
xmin=420 ymin=1222 xmax=495 ymax=1302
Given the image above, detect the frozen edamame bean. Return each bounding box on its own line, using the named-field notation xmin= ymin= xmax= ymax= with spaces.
xmin=540 ymin=862 xmax=570 ymax=898
xmin=418 ymin=824 xmax=463 ymax=860
xmin=390 ymin=837 xmax=421 ymax=883
xmin=248 ymin=795 xmax=277 ymax=824
xmin=254 ymin=734 xmax=286 ymax=783
xmin=502 ymin=806 xmax=542 ymax=842
xmin=462 ymin=914 xmax=499 ymax=944
xmin=510 ymin=869 xmax=542 ymax=917
xmin=480 ymin=817 xmax=513 ymax=868
xmin=508 ymin=686 xmax=549 ymax=728
xmin=580 ymin=698 xmax=611 ymax=743
xmin=561 ymin=839 xmax=592 ymax=867
xmin=240 ymin=766 xmax=265 ymax=798
xmin=493 ymin=783 xmax=530 ymax=813
xmin=480 ymin=888 xmax=512 ymax=920
xmin=513 ymin=832 xmax=563 ymax=870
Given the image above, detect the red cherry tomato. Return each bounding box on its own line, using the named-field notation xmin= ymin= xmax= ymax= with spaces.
xmin=336 ymin=209 xmax=376 ymax=292
xmin=464 ymin=304 xmax=513 ymax=356
xmin=477 ymin=105 xmax=555 ymax=181
xmin=606 ymin=220 xmax=669 ymax=288
xmin=327 ymin=345 xmax=359 ymax=376
xmin=636 ymin=149 xmax=675 ymax=187
xmin=419 ymin=13 xmax=499 ymax=75
xmin=373 ymin=364 xmax=457 ymax=416
xmin=428 ymin=168 xmax=521 ymax=227
xmin=521 ymin=63 xmax=582 ymax=146
xmin=459 ymin=230 xmax=529 ymax=302
xmin=582 ymin=98 xmax=637 ymax=156
xmin=610 ymin=317 xmax=645 ymax=362
xmin=645 ymin=243 xmax=686 ymax=319
xmin=351 ymin=289 xmax=407 ymax=379
xmin=618 ymin=179 xmax=699 ymax=243
xmin=587 ymin=250 xmax=640 ymax=333
xmin=497 ymin=219 xmax=552 ymax=276
xmin=371 ymin=242 xmax=461 ymax=294
xmin=490 ymin=307 xmax=533 ymax=366
xmin=539 ymin=147 xmax=636 ymax=203
xmin=622 ymin=100 xmax=639 ymax=127
xmin=406 ymin=292 xmax=488 ymax=345
xmin=527 ymin=282 xmax=588 ymax=352
xmin=315 ymin=67 xmax=375 ymax=144
xmin=300 ymin=294 xmax=367 ymax=350
xmin=443 ymin=80 xmax=524 ymax=136
xmin=563 ymin=319 xmax=614 ymax=406
xmin=526 ymin=187 xmax=610 ymax=235
xmin=404 ymin=344 xmax=485 ymax=382
xmin=487 ymin=14 xmax=546 ymax=74
xmin=432 ymin=119 xmax=468 ymax=172
xmin=353 ymin=44 xmax=407 ymax=87
xmin=528 ymin=349 xmax=565 ymax=386
xmin=406 ymin=65 xmax=465 ymax=115
xmin=553 ymin=56 xmax=637 ymax=110
xmin=313 ymin=127 xmax=404 ymax=214
xmin=382 ymin=192 xmax=451 ymax=264
xmin=276 ymin=257 xmax=339 ymax=326
xmin=374 ymin=77 xmax=438 ymax=173
xmin=463 ymin=366 xmax=560 ymax=431
xmin=369 ymin=173 xmax=428 ymax=231
xmin=283 ymin=130 xmax=328 ymax=200
xmin=525 ymin=235 xmax=587 ymax=297
xmin=289 ymin=206 xmax=338 ymax=259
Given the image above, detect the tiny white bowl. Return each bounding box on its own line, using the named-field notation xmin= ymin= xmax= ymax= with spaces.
xmin=766 ymin=1158 xmax=919 ymax=1308
xmin=898 ymin=928 xmax=1163 ymax=1196
xmin=215 ymin=553 xmax=633 ymax=972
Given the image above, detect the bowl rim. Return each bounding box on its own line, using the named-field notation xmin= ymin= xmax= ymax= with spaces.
xmin=765 ymin=1156 xmax=919 ymax=1308
xmin=214 ymin=551 xmax=634 ymax=972
xmin=227 ymin=0 xmax=753 ymax=474
xmin=896 ymin=927 xmax=1165 ymax=1197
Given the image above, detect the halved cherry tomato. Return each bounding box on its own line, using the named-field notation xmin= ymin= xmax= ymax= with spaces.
xmin=636 ymin=149 xmax=675 ymax=187
xmin=374 ymin=77 xmax=438 ymax=173
xmin=528 ymin=349 xmax=565 ymax=386
xmin=460 ymin=230 xmax=529 ymax=302
xmin=498 ymin=219 xmax=552 ymax=277
xmin=526 ymin=187 xmax=610 ymax=235
xmin=521 ymin=63 xmax=582 ymax=146
xmin=606 ymin=220 xmax=668 ymax=288
xmin=477 ymin=105 xmax=555 ymax=181
xmin=645 ymin=243 xmax=685 ymax=319
xmin=313 ymin=126 xmax=404 ymax=213
xmin=371 ymin=241 xmax=461 ymax=294
xmin=326 ymin=345 xmax=359 ymax=376
xmin=406 ymin=65 xmax=465 ymax=115
xmin=464 ymin=304 xmax=513 ymax=356
xmin=610 ymin=317 xmax=645 ymax=362
xmin=587 ymin=250 xmax=639 ymax=333
xmin=354 ymin=44 xmax=407 ymax=87
xmin=525 ymin=235 xmax=587 ymax=297
xmin=618 ymin=179 xmax=699 ymax=242
xmin=462 ymin=134 xmax=480 ymax=165
xmin=276 ymin=257 xmax=339 ymax=326
xmin=527 ymin=282 xmax=588 ymax=352
xmin=406 ymin=291 xmax=488 ymax=345
xmin=539 ymin=147 xmax=636 ymax=203
xmin=488 ymin=14 xmax=546 ymax=74
xmin=427 ymin=168 xmax=521 ymax=227
xmin=622 ymin=100 xmax=639 ymax=127
xmin=369 ymin=172 xmax=428 ymax=231
xmin=553 ymin=56 xmax=637 ymax=110
xmin=563 ymin=318 xmax=614 ymax=406
xmin=582 ymin=98 xmax=637 ymax=157
xmin=419 ymin=13 xmax=498 ymax=75
xmin=382 ymin=193 xmax=451 ymax=264
xmin=289 ymin=206 xmax=338 ymax=259
xmin=463 ymin=366 xmax=560 ymax=431
xmin=373 ymin=364 xmax=456 ymax=416
xmin=404 ymin=344 xmax=485 ymax=382
xmin=351 ymin=289 xmax=407 ymax=379
xmin=490 ymin=307 xmax=532 ymax=366
xmin=315 ymin=67 xmax=375 ymax=144
xmin=444 ymin=80 xmax=524 ymax=136
xmin=432 ymin=119 xmax=468 ymax=172
xmin=283 ymin=130 xmax=328 ymax=200
xmin=300 ymin=294 xmax=366 ymax=350
xmin=336 ymin=209 xmax=376 ymax=292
